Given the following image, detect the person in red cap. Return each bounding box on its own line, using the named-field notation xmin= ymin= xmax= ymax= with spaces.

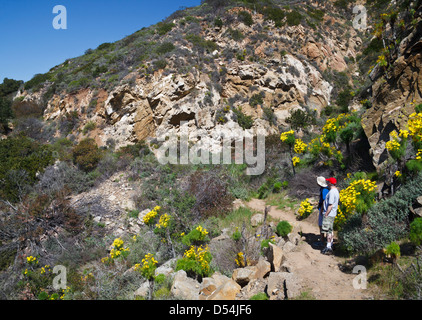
xmin=321 ymin=177 xmax=339 ymax=255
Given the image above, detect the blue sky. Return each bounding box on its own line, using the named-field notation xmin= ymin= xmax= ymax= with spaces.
xmin=0 ymin=0 xmax=201 ymax=82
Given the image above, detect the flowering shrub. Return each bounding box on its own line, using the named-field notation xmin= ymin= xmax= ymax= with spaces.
xmin=294 ymin=139 xmax=307 ymax=154
xmin=26 ymin=256 xmax=38 ymax=266
xmin=155 ymin=213 xmax=171 ymax=229
xmin=101 ymin=237 xmax=130 ymax=264
xmin=322 ymin=113 xmax=350 ymax=141
xmin=182 ymin=225 xmax=209 ymax=246
xmin=292 ymin=156 xmax=300 ymax=167
xmin=143 ymin=206 xmax=161 ymax=225
xmin=336 ymin=178 xmax=377 ymax=229
xmin=385 ymin=130 xmax=407 ymax=160
xmin=298 ymin=198 xmax=313 ymax=219
xmin=135 ymin=253 xmax=158 ymax=280
xmin=235 ymin=252 xmax=245 ymax=267
xmin=176 ymin=245 xmax=212 ymax=279
xmin=21 ymin=257 xmax=59 ymax=300
xmin=280 ymin=130 xmax=295 ymax=146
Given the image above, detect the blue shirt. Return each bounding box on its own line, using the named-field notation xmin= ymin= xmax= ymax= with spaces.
xmin=318 ymin=187 xmax=329 ymax=210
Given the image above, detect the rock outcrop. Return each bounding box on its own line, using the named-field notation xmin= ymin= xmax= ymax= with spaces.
xmin=361 ymin=21 xmax=422 ymax=171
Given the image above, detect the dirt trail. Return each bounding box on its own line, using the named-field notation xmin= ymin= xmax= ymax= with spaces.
xmin=246 ymin=198 xmax=370 ymax=300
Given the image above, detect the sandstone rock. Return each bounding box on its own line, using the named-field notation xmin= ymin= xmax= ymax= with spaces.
xmin=361 ymin=35 xmax=422 ymax=171
xmin=238 ymin=279 xmax=268 ymax=300
xmin=253 ymin=258 xmax=271 ymax=279
xmin=267 ymin=272 xmax=302 ymax=300
xmin=287 ymin=232 xmax=300 ymax=246
xmin=134 ymin=281 xmax=150 ymax=299
xmin=170 ymin=270 xmax=200 ymax=300
xmin=207 ymin=279 xmax=241 ymax=300
xmin=155 ymin=258 xmax=177 ymax=277
xmin=232 ymin=267 xmax=256 ymax=286
xmin=283 ymin=241 xmax=297 ymax=253
xmin=199 ymin=272 xmax=232 ymax=300
xmin=267 ymin=242 xmax=284 ymax=272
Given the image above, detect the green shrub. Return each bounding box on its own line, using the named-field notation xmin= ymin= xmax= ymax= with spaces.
xmin=415 ymin=104 xmax=422 ymax=113
xmin=185 ymin=34 xmax=218 ymax=52
xmin=72 ymin=138 xmax=103 ymax=172
xmin=385 ymin=241 xmax=401 ymax=260
xmin=232 ymin=107 xmax=253 ymax=130
xmin=339 ymin=173 xmax=422 ymax=253
xmin=24 ymin=73 xmax=51 ymax=91
xmin=0 ymin=97 xmax=13 ymax=131
xmin=155 ymin=42 xmax=175 ymax=55
xmin=153 ymin=59 xmax=167 ymax=71
xmin=238 ymin=11 xmax=253 ymax=26
xmin=263 ymin=6 xmax=285 ymax=27
xmin=286 ymin=10 xmax=302 ymax=26
xmin=257 ymin=177 xmax=280 ymax=199
xmin=406 ymin=160 xmax=422 ymax=175
xmin=0 ymin=136 xmax=55 ymax=201
xmin=226 ymin=28 xmax=245 ymax=41
xmin=250 ymin=292 xmax=269 ymax=300
xmin=231 ymin=228 xmax=242 ymax=241
xmin=97 ymin=42 xmax=114 ymax=51
xmin=336 ymin=89 xmax=354 ymax=113
xmin=175 ymin=246 xmax=213 ymax=280
xmin=260 ymin=239 xmax=275 ymax=251
xmin=249 ymin=93 xmax=264 ymax=107
xmin=82 ymin=121 xmax=96 ymax=134
xmin=214 ymin=17 xmax=223 ymax=28
xmin=285 ymin=108 xmax=316 ymax=131
xmin=0 ymin=78 xmax=23 ymax=97
xmin=156 ymin=22 xmax=175 ymax=36
xmin=276 ymin=221 xmax=292 ymax=237
xmin=410 ymin=218 xmax=422 ymax=246
xmin=182 ymin=226 xmax=209 ymax=246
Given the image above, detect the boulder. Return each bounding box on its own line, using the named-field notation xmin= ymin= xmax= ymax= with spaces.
xmin=283 ymin=241 xmax=297 ymax=253
xmin=232 ymin=267 xmax=256 ymax=287
xmin=238 ymin=279 xmax=268 ymax=300
xmin=267 ymin=242 xmax=285 ymax=272
xmin=134 ymin=281 xmax=150 ymax=299
xmin=170 ymin=270 xmax=200 ymax=300
xmin=253 ymin=259 xmax=271 ymax=279
xmin=207 ymin=279 xmax=241 ymax=300
xmin=267 ymin=272 xmax=302 ymax=300
xmin=199 ymin=272 xmax=231 ymax=300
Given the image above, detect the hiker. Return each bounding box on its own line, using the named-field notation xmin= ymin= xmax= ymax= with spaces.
xmin=317 ymin=176 xmax=329 ymax=246
xmin=321 ymin=177 xmax=340 ymax=255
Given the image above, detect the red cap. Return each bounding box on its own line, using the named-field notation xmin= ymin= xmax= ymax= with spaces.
xmin=326 ymin=177 xmax=337 ymax=185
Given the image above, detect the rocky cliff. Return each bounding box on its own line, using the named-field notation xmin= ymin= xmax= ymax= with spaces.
xmin=362 ymin=2 xmax=422 ymax=171
xmin=15 ymin=0 xmax=363 ymax=152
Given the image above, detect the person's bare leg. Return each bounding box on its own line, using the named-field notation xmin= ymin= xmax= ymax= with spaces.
xmin=326 ymin=232 xmax=333 ymax=248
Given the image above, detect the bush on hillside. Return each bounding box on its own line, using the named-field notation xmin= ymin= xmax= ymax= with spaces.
xmin=238 ymin=10 xmax=253 ymax=26
xmin=276 ymin=221 xmax=292 ymax=237
xmin=72 ymin=138 xmax=103 ymax=172
xmin=410 ymin=218 xmax=422 ymax=246
xmin=0 ymin=136 xmax=55 ymax=202
xmin=188 ymin=169 xmax=234 ymax=219
xmin=339 ymin=172 xmax=422 ymax=253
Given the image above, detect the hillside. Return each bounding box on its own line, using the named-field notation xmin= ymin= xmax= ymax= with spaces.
xmin=0 ymin=0 xmax=422 ymax=301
